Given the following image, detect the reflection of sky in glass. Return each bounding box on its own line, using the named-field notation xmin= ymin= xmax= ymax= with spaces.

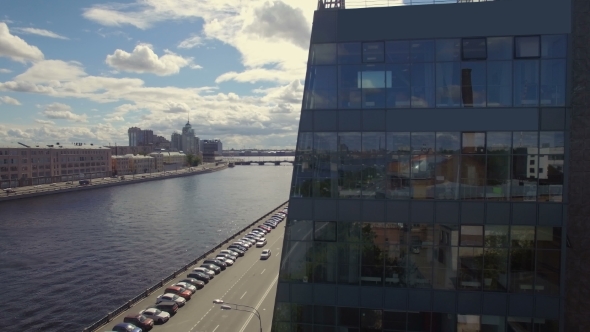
xmin=487 ymin=132 xmax=512 ymax=151
xmin=411 ymin=132 xmax=435 ymax=153
xmin=387 ymin=132 xmax=411 ymax=153
xmin=436 ymin=132 xmax=460 ymax=152
xmin=362 ymin=133 xmax=386 ymax=152
xmin=540 ymin=132 xmax=564 ymax=148
xmin=338 ymin=132 xmax=362 ymax=152
xmin=314 ymin=132 xmax=337 ymax=152
xmin=513 ymin=131 xmax=538 ymax=149
xmin=297 ymin=132 xmax=313 ymax=151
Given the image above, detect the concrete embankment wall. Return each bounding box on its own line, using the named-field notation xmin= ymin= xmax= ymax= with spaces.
xmin=0 ymin=164 xmax=228 ymax=203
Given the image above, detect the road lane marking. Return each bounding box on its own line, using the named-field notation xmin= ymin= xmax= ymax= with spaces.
xmin=212 ymin=325 xmax=219 ymax=332
xmin=238 ymin=277 xmax=278 ymax=332
xmin=261 ymin=269 xmax=266 ymax=275
xmin=240 ymin=291 xmax=247 ymax=299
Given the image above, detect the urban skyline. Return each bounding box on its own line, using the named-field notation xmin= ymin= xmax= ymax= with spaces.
xmin=0 ymin=1 xmax=319 ymax=149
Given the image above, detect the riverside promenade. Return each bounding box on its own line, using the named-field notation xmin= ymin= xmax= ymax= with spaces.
xmin=0 ymin=162 xmax=228 ymax=202
xmin=84 ymin=202 xmax=287 ymax=332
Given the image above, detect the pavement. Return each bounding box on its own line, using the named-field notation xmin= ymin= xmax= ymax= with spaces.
xmin=100 ymin=205 xmax=286 ymax=332
xmin=0 ymin=163 xmax=223 ymax=201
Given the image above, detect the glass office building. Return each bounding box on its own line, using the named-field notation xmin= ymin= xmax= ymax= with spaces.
xmin=273 ymin=0 xmax=589 ymax=331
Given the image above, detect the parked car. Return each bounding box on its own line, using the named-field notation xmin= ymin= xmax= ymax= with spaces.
xmin=139 ymin=308 xmax=170 ymax=324
xmin=258 ymin=225 xmax=271 ymax=232
xmin=215 ymin=255 xmax=235 ymax=265
xmin=148 ymin=301 xmax=178 ymax=316
xmin=123 ymin=314 xmax=154 ymax=331
xmin=164 ymin=286 xmax=192 ymax=300
xmin=252 ymin=228 xmax=267 ymax=235
xmin=111 ymin=323 xmax=142 ymax=332
xmin=193 ymin=267 xmax=216 ymax=277
xmin=240 ymin=238 xmax=256 ymax=244
xmin=224 ymin=247 xmax=245 ymax=256
xmin=203 ymin=259 xmax=227 ymax=269
xmin=263 ymin=223 xmax=276 ymax=229
xmin=233 ymin=241 xmax=251 ymax=248
xmin=218 ymin=250 xmax=238 ymax=260
xmin=179 ymin=278 xmax=205 ymax=289
xmin=187 ymin=272 xmax=211 ymax=283
xmin=256 ymin=238 xmax=267 ymax=247
xmin=200 ymin=263 xmax=221 ymax=274
xmin=247 ymin=232 xmax=262 ymax=239
xmin=260 ymin=249 xmax=272 ymax=260
xmin=175 ymin=282 xmax=197 ymax=294
xmin=228 ymin=244 xmax=248 ymax=253
xmin=156 ymin=293 xmax=186 ymax=307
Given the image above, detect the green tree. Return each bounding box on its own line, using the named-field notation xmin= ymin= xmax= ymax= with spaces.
xmin=185 ymin=154 xmax=202 ymax=167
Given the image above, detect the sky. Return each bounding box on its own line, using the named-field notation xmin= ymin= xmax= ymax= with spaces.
xmin=0 ymin=0 xmax=320 ymax=149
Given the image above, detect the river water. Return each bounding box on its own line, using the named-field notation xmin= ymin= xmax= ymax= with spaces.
xmin=0 ymin=165 xmax=292 ymax=332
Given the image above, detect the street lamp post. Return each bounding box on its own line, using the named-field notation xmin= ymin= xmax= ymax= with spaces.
xmin=213 ymin=299 xmax=262 ymax=332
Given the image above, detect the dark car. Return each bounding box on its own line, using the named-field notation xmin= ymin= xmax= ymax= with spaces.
xmin=203 ymin=259 xmax=227 ymax=269
xmin=187 ymin=272 xmax=210 ymax=283
xmin=179 ymin=278 xmax=205 ymax=289
xmin=200 ymin=263 xmax=221 ymax=274
xmin=258 ymin=225 xmax=271 ymax=232
xmin=149 ymin=301 xmax=178 ymax=316
xmin=123 ymin=314 xmax=154 ymax=331
xmin=112 ymin=322 xmax=142 ymax=332
xmin=228 ymin=244 xmax=247 ymax=252
xmin=164 ymin=286 xmax=192 ymax=300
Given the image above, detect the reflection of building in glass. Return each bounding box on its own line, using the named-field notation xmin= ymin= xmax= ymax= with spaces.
xmin=275 ymin=0 xmax=572 ymax=331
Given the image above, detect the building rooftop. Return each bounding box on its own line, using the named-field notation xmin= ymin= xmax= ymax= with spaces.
xmin=0 ymin=143 xmax=108 ymax=149
xmin=318 ymin=0 xmax=493 ymax=9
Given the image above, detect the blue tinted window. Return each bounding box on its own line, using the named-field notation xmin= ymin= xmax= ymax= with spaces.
xmin=338 ymin=65 xmax=362 ymax=109
xmin=386 ymin=40 xmax=410 ymax=63
xmin=487 ymin=37 xmax=513 ymax=60
xmin=462 ymin=38 xmax=487 ymax=60
xmin=461 ymin=62 xmax=487 ymax=107
xmin=540 ymin=59 xmax=566 ymax=106
xmin=411 ymin=63 xmax=435 ymax=108
xmin=410 ymin=40 xmax=435 ymax=62
xmin=309 ymin=43 xmax=337 ymax=65
xmin=338 ymin=43 xmax=361 ymax=64
xmin=386 ymin=64 xmax=411 ymax=108
xmin=436 ymin=39 xmax=460 ymax=61
xmin=542 ymin=35 xmax=567 ymax=58
xmin=361 ymin=64 xmax=386 ymax=108
xmin=436 ymin=62 xmax=461 ymax=107
xmin=487 ymin=61 xmax=512 ymax=107
xmin=363 ymin=42 xmax=385 ymax=63
xmin=303 ymin=66 xmax=337 ymax=109
xmin=513 ymin=60 xmax=539 ymax=106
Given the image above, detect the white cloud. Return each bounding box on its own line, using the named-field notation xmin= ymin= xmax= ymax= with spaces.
xmin=12 ymin=27 xmax=68 ymax=40
xmin=178 ymin=35 xmax=204 ymax=49
xmin=105 ymin=44 xmax=196 ymax=76
xmin=34 ymin=119 xmax=55 ymax=125
xmin=0 ymin=68 xmax=11 ymax=73
xmin=15 ymin=60 xmax=86 ymax=83
xmin=0 ymin=22 xmax=44 ymax=63
xmin=42 ymin=103 xmax=88 ymax=123
xmin=0 ymin=96 xmax=21 ymax=105
xmin=243 ymin=1 xmax=309 ymax=49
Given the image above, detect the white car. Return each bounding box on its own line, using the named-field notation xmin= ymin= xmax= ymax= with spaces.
xmin=260 ymin=249 xmax=271 ymax=260
xmin=175 ymin=282 xmax=197 ymax=293
xmin=193 ymin=267 xmax=216 ymax=277
xmin=251 ymin=229 xmax=267 ymax=235
xmin=215 ymin=255 xmax=234 ymax=265
xmin=246 ymin=234 xmax=262 ymax=240
xmin=156 ymin=293 xmax=186 ymax=307
xmin=256 ymin=238 xmax=267 ymax=248
xmin=240 ymin=238 xmax=256 ymax=245
xmin=139 ymin=308 xmax=170 ymax=324
xmin=233 ymin=241 xmax=251 ymax=248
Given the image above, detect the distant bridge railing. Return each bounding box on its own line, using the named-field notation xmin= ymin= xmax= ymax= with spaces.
xmin=82 ymin=200 xmax=289 ymax=332
xmin=319 ymin=0 xmax=496 ymax=9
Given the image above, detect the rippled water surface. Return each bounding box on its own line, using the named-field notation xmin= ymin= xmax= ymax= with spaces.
xmin=0 ymin=166 xmax=292 ymax=332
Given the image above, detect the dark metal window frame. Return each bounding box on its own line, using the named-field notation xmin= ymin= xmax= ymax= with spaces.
xmin=461 ymin=37 xmax=488 ymax=61
xmin=514 ymin=35 xmax=541 ymax=59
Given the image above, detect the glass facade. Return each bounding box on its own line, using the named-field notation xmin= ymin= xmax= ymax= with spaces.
xmin=277 ymin=8 xmax=567 ymax=332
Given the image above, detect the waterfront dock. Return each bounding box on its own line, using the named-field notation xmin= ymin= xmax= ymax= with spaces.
xmin=0 ymin=162 xmax=227 ymax=202
xmin=83 ymin=202 xmax=287 ymax=332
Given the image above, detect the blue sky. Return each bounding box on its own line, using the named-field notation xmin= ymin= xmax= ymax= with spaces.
xmin=0 ymin=0 xmax=317 ymax=149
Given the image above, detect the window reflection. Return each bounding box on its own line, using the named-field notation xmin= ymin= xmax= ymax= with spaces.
xmin=363 ymin=42 xmax=385 ymax=63
xmin=462 ymin=38 xmax=487 ymax=60
xmin=411 ymin=63 xmax=435 ymax=107
xmin=338 ymin=132 xmax=362 ymax=199
xmin=304 ymin=66 xmax=337 ymax=109
xmin=338 ymin=65 xmax=362 ymax=108
xmin=542 ymin=35 xmax=567 ymax=58
xmin=435 ymin=154 xmax=460 ymax=200
xmin=386 ymin=64 xmax=411 ymax=108
xmin=412 ymin=132 xmax=435 ymax=154
xmin=462 ymin=62 xmax=487 ymax=107
xmin=411 ymin=40 xmax=435 ymax=63
xmin=387 ymin=154 xmax=410 ymax=199
xmin=459 ymin=247 xmax=483 ymax=290
xmin=487 ymin=132 xmax=512 ymax=154
xmin=436 ymin=132 xmax=461 ymax=154
xmin=515 ymin=36 xmax=540 ymax=58
xmin=511 ymin=155 xmax=538 ymax=201
xmin=361 ymin=64 xmax=387 ymax=108
xmin=309 ymin=43 xmax=337 ymax=65
xmin=487 ymin=155 xmax=511 ymax=201
xmin=314 ymin=132 xmax=338 ymax=198
xmin=540 ymin=59 xmax=566 ymax=106
xmin=536 ymin=250 xmax=560 ymax=296
xmin=513 ymin=60 xmax=540 ymax=106
xmin=487 ymin=61 xmax=512 ymax=107
xmin=488 ymin=37 xmax=513 ymax=60
xmin=292 ymin=132 xmax=314 ymax=198
xmin=436 ymin=62 xmax=462 ymax=107
xmin=460 ymin=155 xmax=486 ymax=200
xmin=509 ymin=248 xmax=535 ymax=293
xmin=338 ymin=43 xmax=361 ymax=64
xmin=411 ymin=155 xmax=435 ymax=199
xmin=362 ymin=132 xmax=386 ymax=199
xmin=436 ymin=39 xmax=460 ymax=61
xmin=386 ymin=40 xmax=410 ymax=63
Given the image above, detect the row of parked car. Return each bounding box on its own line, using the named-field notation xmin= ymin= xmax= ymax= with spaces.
xmin=107 ymin=206 xmax=288 ymax=332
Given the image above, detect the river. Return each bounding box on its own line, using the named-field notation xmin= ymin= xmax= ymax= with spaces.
xmin=0 ymin=165 xmax=292 ymax=332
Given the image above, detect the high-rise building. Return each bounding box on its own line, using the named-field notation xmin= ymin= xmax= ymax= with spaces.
xmin=181 ymin=121 xmax=198 ymax=154
xmin=128 ymin=127 xmax=154 ymax=146
xmin=273 ymin=0 xmax=581 ymax=331
xmin=201 ymin=139 xmax=222 ymax=162
xmin=171 ymin=132 xmax=182 ymax=151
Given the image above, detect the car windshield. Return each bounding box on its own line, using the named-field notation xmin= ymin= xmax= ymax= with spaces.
xmin=153 ymin=309 xmax=161 ymax=315
xmin=138 ymin=315 xmax=147 ymax=322
xmin=172 ymin=295 xmax=179 ymax=300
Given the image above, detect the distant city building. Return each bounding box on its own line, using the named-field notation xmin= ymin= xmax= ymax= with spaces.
xmin=201 ymin=139 xmax=222 ymax=162
xmin=171 ymin=132 xmax=182 ymax=151
xmin=150 ymin=151 xmax=187 ymax=171
xmin=0 ymin=143 xmax=111 ymax=187
xmin=181 ymin=121 xmax=198 ymax=154
xmin=111 ymin=154 xmax=158 ymax=175
xmin=106 ymin=145 xmax=154 ymax=156
xmin=153 ymin=135 xmax=171 ymax=150
xmin=128 ymin=127 xmax=154 ymax=147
